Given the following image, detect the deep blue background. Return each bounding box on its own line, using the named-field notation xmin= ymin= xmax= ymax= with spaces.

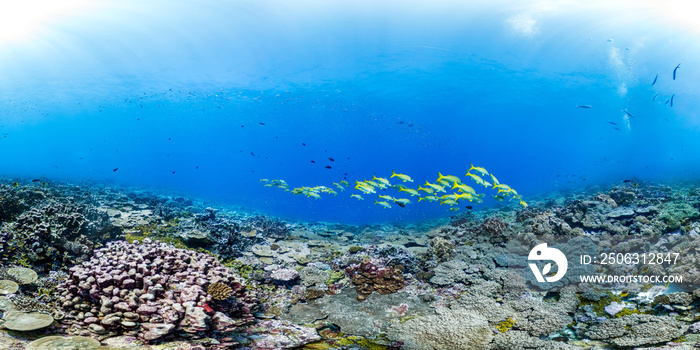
xmin=0 ymin=0 xmax=699 ymax=224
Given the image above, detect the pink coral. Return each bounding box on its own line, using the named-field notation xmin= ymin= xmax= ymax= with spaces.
xmin=58 ymin=239 xmax=255 ymax=342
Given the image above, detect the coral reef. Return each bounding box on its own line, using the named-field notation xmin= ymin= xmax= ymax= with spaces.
xmin=57 ymin=239 xmax=255 ymax=342
xmin=586 ymin=314 xmax=688 ymax=347
xmin=387 ymin=309 xmax=492 ymax=350
xmin=5 ymin=200 xmax=119 ymax=272
xmin=346 ymin=261 xmax=405 ymax=301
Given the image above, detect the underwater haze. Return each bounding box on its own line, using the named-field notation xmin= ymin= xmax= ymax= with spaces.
xmin=0 ymin=0 xmax=699 ymax=224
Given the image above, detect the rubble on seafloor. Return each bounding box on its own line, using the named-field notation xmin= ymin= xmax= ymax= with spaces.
xmin=2 ymin=179 xmax=700 ymax=348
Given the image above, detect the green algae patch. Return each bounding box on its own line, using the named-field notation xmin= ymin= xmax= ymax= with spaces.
xmin=325 ymin=270 xmax=345 ymax=285
xmin=659 ymin=202 xmax=699 ymax=230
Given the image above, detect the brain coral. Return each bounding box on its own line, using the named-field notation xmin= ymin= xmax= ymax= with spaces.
xmin=58 ymin=239 xmax=255 ymax=342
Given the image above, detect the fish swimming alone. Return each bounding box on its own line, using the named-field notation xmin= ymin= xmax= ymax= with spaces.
xmin=622 ymin=109 xmax=635 ymax=118
xmin=673 ymin=63 xmax=680 ymax=80
xmin=652 ymin=73 xmax=658 ymax=85
xmin=652 ymin=93 xmax=659 ymax=102
xmin=670 ymin=94 xmax=675 ymax=107
xmin=576 ymin=105 xmax=592 ymax=109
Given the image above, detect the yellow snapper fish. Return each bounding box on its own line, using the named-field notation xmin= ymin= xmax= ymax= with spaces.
xmin=519 ymin=200 xmax=528 ymax=208
xmin=454 ymin=192 xmax=474 ymax=201
xmin=418 ymin=195 xmax=438 ymax=202
xmin=340 ymin=180 xmax=350 ymax=187
xmin=333 ymin=182 xmax=346 ymax=191
xmin=327 ymin=189 xmax=338 ymax=196
xmin=260 ymin=179 xmax=269 ymax=182
xmin=390 ymin=170 xmax=414 ymax=183
xmin=449 ymin=207 xmax=460 ymax=212
xmin=452 ymin=183 xmax=477 ymax=195
xmin=351 ymin=194 xmax=364 ymax=200
xmin=440 ymin=199 xmax=459 ymax=206
xmin=424 ymin=181 xmax=446 ymax=193
xmin=436 ymin=179 xmax=450 ymax=187
xmin=372 ymin=176 xmax=391 ymax=187
xmin=378 ymin=195 xmax=395 ymax=201
xmin=437 ymin=173 xmax=462 ymax=185
xmin=307 ymin=192 xmax=321 ymax=199
xmin=490 ymin=173 xmax=500 ymax=186
xmin=364 ymin=180 xmax=379 ymax=188
xmin=393 ymin=198 xmax=411 ymax=205
xmin=417 ymin=186 xmax=435 ymax=194
xmin=466 ymin=173 xmax=490 ymax=187
xmin=355 ymin=181 xmax=376 ymax=194
xmin=468 ymin=164 xmax=489 ymax=177
xmin=399 ymin=187 xmax=421 ymax=197
xmin=375 ymin=200 xmax=392 ymax=209
xmin=493 ymin=195 xmax=505 ymax=201
xmin=493 ymin=184 xmax=511 ymax=192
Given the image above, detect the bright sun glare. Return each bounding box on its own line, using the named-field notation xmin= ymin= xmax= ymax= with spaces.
xmin=0 ymin=0 xmax=90 ymax=44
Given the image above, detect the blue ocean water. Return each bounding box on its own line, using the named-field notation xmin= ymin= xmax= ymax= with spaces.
xmin=0 ymin=0 xmax=699 ymax=224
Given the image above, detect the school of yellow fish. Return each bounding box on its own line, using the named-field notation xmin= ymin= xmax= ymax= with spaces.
xmin=260 ymin=165 xmax=527 ymax=211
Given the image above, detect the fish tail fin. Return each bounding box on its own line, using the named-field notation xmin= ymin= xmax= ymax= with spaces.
xmin=391 ymin=170 xmax=397 ymax=178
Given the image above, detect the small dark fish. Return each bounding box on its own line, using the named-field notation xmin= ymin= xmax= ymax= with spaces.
xmin=466 ymin=206 xmax=473 ymax=210
xmin=665 ymin=99 xmax=670 ymax=104
xmin=311 ymin=160 xmax=316 ymax=163
xmin=325 ymin=165 xmax=332 ymax=169
xmin=670 ymin=94 xmax=675 ymax=107
xmin=652 ymin=93 xmax=659 ymax=102
xmin=113 ymin=168 xmax=119 ymax=172
xmin=196 ymin=166 xmax=199 ymax=169
xmin=614 ymin=127 xmax=621 ymax=131
xmin=623 ymin=179 xmax=632 ymax=183
xmin=328 ymin=158 xmax=335 ymax=161
xmin=607 ymin=122 xmax=618 ymax=126
xmin=168 ymin=138 xmax=171 ymax=140
xmin=673 ymin=63 xmax=680 ymax=80
xmin=31 ymin=179 xmax=40 ymax=182
xmin=259 ymin=122 xmax=265 ymax=125
xmin=241 ymin=125 xmax=244 ymax=128
xmin=552 ymin=337 xmax=569 ymax=343
xmin=302 ymin=143 xmax=306 ymax=146
xmin=395 ymin=201 xmax=406 ymax=208
xmin=250 ymin=152 xmax=255 ymax=156
xmin=576 ymin=105 xmax=592 ymax=109
xmin=622 ymin=109 xmax=635 ymax=118
xmin=397 ymin=121 xmax=405 ymax=124
xmin=652 ymin=73 xmax=658 ymax=85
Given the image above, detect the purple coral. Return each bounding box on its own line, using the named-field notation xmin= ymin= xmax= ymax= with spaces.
xmin=58 ymin=239 xmax=255 ymax=343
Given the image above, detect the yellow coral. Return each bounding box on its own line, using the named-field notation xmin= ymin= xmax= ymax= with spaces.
xmin=206 ymin=282 xmax=233 ymax=300
xmin=496 ymin=317 xmax=515 ymax=333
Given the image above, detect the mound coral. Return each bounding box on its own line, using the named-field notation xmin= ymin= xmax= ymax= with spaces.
xmin=57 ymin=239 xmax=255 ymax=342
xmin=346 ymin=261 xmax=404 ymax=301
